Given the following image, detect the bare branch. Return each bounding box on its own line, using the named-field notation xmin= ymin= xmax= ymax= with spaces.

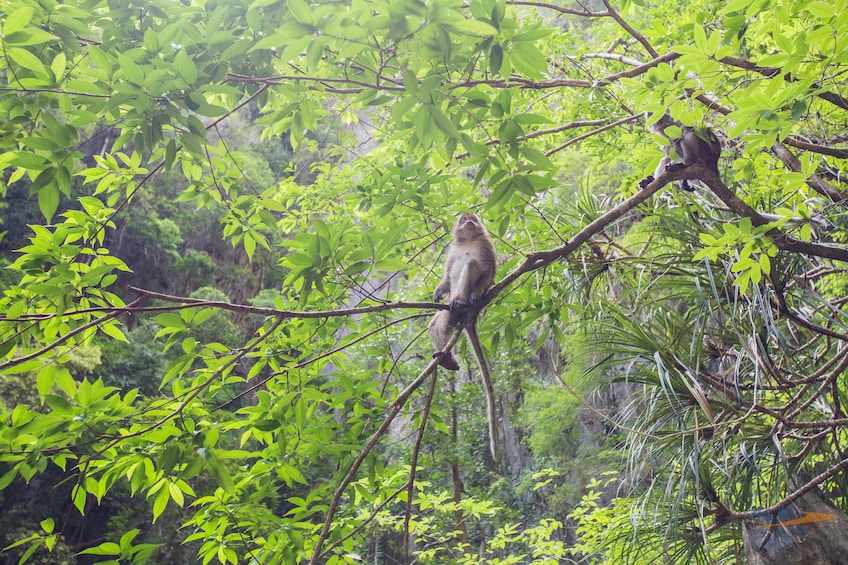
xmin=584 ymin=52 xmax=644 ymax=67
xmin=784 ymin=136 xmax=848 ymax=159
xmin=128 ymin=285 xmax=448 ymax=317
xmin=0 ymin=297 xmax=146 ymax=372
xmin=771 ymin=142 xmax=848 ymax=203
xmin=720 ymin=56 xmax=848 ymax=111
xmin=600 ymin=0 xmax=658 ymax=58
xmin=455 ymin=119 xmax=607 ymax=160
xmin=592 ymin=52 xmax=678 ymax=85
xmin=508 ymin=0 xmax=606 ymax=17
xmin=545 ymin=113 xmax=643 ymax=156
xmin=699 ymin=163 xmax=848 ymax=262
xmin=309 ymin=328 xmax=461 ymax=565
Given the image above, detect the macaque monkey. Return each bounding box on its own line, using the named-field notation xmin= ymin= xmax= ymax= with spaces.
xmin=429 ymin=213 xmax=501 ymax=463
xmin=640 ymin=112 xmax=721 ymax=191
xmin=433 ymin=213 xmax=498 ymax=312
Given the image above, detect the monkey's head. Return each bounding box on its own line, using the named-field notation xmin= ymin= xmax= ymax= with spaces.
xmin=453 ymin=213 xmax=484 ymax=241
xmin=647 ymin=112 xmax=677 ymax=136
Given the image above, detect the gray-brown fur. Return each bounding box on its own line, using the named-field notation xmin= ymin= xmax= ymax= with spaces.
xmin=433 ymin=213 xmax=497 ymax=313
xmin=429 ymin=213 xmax=501 ymax=464
xmin=642 ymin=113 xmax=721 ymax=191
xmin=428 ymin=310 xmax=460 ymax=371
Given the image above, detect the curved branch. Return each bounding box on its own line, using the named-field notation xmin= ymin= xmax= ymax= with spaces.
xmin=784 ymin=136 xmax=848 ymax=159
xmin=720 ymin=56 xmax=848 ymax=111
xmin=592 ymin=52 xmax=679 ymax=85
xmin=600 ymin=0 xmax=658 ymax=58
xmin=771 ymin=142 xmax=848 ymax=203
xmin=453 ymin=77 xmax=592 ymax=89
xmin=508 ymin=0 xmax=606 ymax=17
xmin=486 ymin=162 xmax=848 ymax=307
xmin=545 ymin=113 xmax=643 ymax=156
xmin=486 ymin=165 xmax=677 ymax=300
xmin=698 ymin=163 xmax=848 ymax=262
xmin=455 ymin=119 xmax=607 ymax=160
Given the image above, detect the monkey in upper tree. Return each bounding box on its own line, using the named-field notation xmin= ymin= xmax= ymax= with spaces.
xmin=640 ymin=112 xmax=721 ymax=191
xmin=428 ymin=212 xmax=501 ymax=463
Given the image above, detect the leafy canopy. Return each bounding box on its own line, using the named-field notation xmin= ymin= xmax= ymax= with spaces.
xmin=1 ymin=0 xmax=848 ymax=562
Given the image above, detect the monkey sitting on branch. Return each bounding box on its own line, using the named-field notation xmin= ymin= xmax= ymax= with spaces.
xmin=428 ymin=213 xmax=501 ymax=463
xmin=639 ymin=112 xmax=721 ymax=191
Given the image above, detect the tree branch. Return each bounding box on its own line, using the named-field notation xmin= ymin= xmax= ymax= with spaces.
xmin=720 ymin=56 xmax=848 ymax=111
xmin=698 ymin=164 xmax=848 ymax=262
xmin=784 ymin=136 xmax=848 ymax=159
xmin=128 ymin=285 xmax=448 ymax=317
xmin=0 ymin=297 xmax=146 ymax=372
xmin=308 ymin=328 xmax=461 ymax=565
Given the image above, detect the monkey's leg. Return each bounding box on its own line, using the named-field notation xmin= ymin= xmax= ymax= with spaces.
xmin=429 ymin=311 xmax=461 ymax=371
xmin=450 ymin=261 xmax=482 ymax=311
xmin=433 ymin=351 xmax=460 ymax=371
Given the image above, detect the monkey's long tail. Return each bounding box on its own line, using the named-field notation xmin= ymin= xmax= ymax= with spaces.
xmin=465 ymin=324 xmax=501 ymax=466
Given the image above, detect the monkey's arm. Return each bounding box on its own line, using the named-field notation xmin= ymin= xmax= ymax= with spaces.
xmin=434 ymin=256 xmax=454 ymax=302
xmin=465 ymin=322 xmax=501 ymax=465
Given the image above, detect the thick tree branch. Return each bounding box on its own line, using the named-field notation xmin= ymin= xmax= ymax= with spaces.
xmin=486 ymin=163 xmax=848 ymax=307
xmin=697 ymin=164 xmax=848 ymax=262
xmin=784 ymin=136 xmax=848 ymax=159
xmin=720 ymin=56 xmax=848 ymax=111
xmin=486 ymin=166 xmax=676 ymax=300
xmin=771 ymin=143 xmax=848 ymax=203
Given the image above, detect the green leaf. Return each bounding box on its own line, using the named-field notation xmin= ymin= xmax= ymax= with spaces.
xmin=509 ymin=42 xmax=546 ymax=79
xmin=175 ymin=48 xmax=197 ymax=84
xmin=443 ymin=18 xmax=498 ymax=37
xmin=54 ymin=367 xmax=76 ymax=397
xmin=18 ymin=539 xmax=44 ymax=564
xmin=45 ymin=394 xmax=73 ymax=414
xmin=117 ymin=53 xmax=144 ymax=84
xmin=807 ymin=1 xmax=835 ymax=18
xmin=100 ymin=322 xmax=129 ymax=342
xmin=88 ymin=45 xmax=111 ymax=71
xmin=79 ymin=542 xmax=121 ymax=556
xmin=72 ymin=483 xmax=87 ymax=515
xmin=36 ymin=366 xmax=55 ymax=398
xmin=38 ymin=184 xmax=60 ymax=222
xmin=489 ymin=43 xmax=503 ymax=74
xmin=143 ymin=28 xmax=160 ymax=52
xmin=287 ymin=0 xmax=314 ymax=25
xmin=6 ymin=47 xmax=48 ymax=75
xmin=0 ymin=468 xmax=17 ymax=491
xmin=4 ymin=6 xmax=33 ymax=36
xmin=152 ymin=485 xmax=169 ymax=522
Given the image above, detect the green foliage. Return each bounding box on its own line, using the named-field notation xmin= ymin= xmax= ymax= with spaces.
xmin=92 ymin=319 xmax=167 ymax=395
xmin=1 ymin=0 xmax=847 ymax=562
